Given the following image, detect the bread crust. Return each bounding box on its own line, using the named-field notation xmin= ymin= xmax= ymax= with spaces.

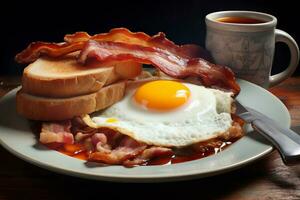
xmin=16 ymin=82 xmax=126 ymax=121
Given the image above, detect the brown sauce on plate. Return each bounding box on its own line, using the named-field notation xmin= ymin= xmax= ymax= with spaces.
xmin=46 ymin=138 xmax=239 ymax=166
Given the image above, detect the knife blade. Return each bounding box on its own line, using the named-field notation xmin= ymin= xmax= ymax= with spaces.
xmin=236 ymin=101 xmax=300 ymax=165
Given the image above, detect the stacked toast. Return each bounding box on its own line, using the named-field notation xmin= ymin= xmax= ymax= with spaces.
xmin=16 ymin=52 xmax=142 ymax=121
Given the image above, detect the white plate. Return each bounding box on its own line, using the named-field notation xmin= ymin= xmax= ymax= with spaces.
xmin=0 ymin=79 xmax=290 ymax=182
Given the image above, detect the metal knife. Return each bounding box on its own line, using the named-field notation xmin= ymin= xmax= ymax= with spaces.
xmin=236 ymin=101 xmax=300 ymax=165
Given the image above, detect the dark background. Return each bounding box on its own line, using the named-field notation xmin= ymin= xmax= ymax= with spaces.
xmin=0 ymin=0 xmax=299 ymax=76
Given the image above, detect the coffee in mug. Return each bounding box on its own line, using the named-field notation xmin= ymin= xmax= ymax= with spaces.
xmin=205 ymin=11 xmax=299 ymax=88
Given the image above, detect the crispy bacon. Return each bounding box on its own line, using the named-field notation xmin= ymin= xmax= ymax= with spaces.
xmin=40 ymin=117 xmax=244 ymax=166
xmin=15 ymin=41 xmax=85 ymax=64
xmin=15 ymin=28 xmax=209 ymax=63
xmin=64 ymin=30 xmax=212 ymax=61
xmin=89 ymin=136 xmax=147 ymax=165
xmin=64 ymin=28 xmax=151 ymax=46
xmin=15 ymin=28 xmax=152 ymax=63
xmin=40 ymin=121 xmax=74 ymax=144
xmin=78 ymin=40 xmax=240 ymax=94
xmin=123 ymin=147 xmax=173 ymax=167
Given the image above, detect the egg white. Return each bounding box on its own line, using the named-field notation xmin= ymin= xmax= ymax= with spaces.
xmin=84 ymin=83 xmax=234 ymax=147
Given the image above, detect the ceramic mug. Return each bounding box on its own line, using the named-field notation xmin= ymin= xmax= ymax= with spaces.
xmin=205 ymin=11 xmax=299 ymax=88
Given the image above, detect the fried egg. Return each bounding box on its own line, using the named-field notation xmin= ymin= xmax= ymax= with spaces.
xmin=83 ymin=80 xmax=234 ymax=147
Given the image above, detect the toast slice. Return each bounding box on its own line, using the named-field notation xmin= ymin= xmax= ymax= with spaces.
xmin=16 ymin=81 xmax=126 ymax=121
xmin=22 ymin=53 xmax=142 ymax=98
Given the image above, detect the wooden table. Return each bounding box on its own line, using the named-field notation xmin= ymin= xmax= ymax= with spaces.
xmin=0 ymin=76 xmax=300 ymax=200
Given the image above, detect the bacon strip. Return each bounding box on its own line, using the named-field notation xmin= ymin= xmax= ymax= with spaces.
xmin=123 ymin=147 xmax=173 ymax=167
xmin=15 ymin=28 xmax=152 ymax=63
xmin=79 ymin=40 xmax=240 ymax=94
xmin=66 ymin=29 xmax=210 ymax=60
xmin=40 ymin=117 xmax=244 ymax=166
xmin=40 ymin=121 xmax=74 ymax=144
xmin=89 ymin=136 xmax=147 ymax=165
xmin=64 ymin=28 xmax=150 ymax=46
xmin=15 ymin=41 xmax=85 ymax=64
xmin=15 ymin=28 xmax=209 ymax=63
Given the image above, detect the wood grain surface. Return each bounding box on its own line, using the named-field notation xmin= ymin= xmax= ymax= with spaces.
xmin=0 ymin=76 xmax=299 ymax=200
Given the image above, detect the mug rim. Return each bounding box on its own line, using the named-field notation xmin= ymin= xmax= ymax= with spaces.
xmin=206 ymin=10 xmax=277 ymax=32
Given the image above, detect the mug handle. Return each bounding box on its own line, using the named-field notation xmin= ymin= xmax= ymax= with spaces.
xmin=269 ymin=29 xmax=299 ymax=87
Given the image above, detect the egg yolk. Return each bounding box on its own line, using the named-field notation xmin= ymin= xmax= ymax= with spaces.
xmin=134 ymin=80 xmax=190 ymax=110
xmin=105 ymin=118 xmax=118 ymax=123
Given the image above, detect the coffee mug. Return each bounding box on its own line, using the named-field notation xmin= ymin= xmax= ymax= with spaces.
xmin=205 ymin=11 xmax=299 ymax=88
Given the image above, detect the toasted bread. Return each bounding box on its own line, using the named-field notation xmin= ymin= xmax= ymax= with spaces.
xmin=16 ymin=81 xmax=126 ymax=121
xmin=22 ymin=53 xmax=142 ymax=98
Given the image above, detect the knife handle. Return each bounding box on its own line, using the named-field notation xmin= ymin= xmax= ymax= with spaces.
xmin=252 ymin=119 xmax=300 ymax=165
